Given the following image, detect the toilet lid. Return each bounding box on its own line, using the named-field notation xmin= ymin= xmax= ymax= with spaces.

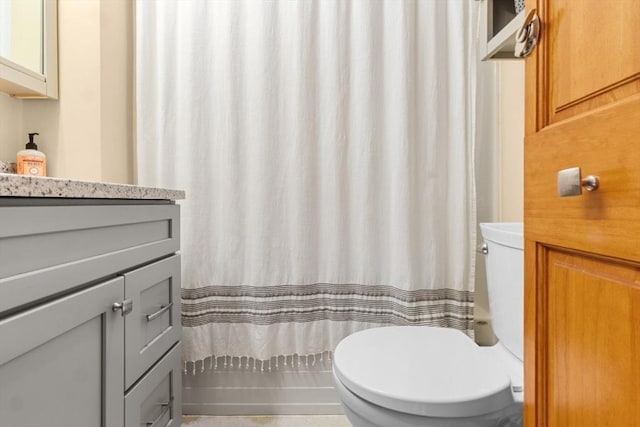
xmin=333 ymin=326 xmax=514 ymax=418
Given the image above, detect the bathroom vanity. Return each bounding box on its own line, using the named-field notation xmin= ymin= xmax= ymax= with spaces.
xmin=0 ymin=173 xmax=184 ymax=427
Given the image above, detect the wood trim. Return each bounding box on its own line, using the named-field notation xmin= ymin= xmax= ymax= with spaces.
xmin=533 ymin=243 xmax=640 ymax=270
xmin=550 ymin=75 xmax=640 ymax=124
xmin=535 ymin=243 xmax=551 ymax=427
xmin=537 ymin=0 xmax=549 ymax=131
xmin=523 ymin=1 xmax=543 ymax=422
xmin=523 ymin=0 xmax=537 ymax=135
xmin=524 ymin=0 xmax=547 ymax=135
xmin=535 ymin=243 xmax=549 ymax=427
xmin=523 ymin=238 xmax=539 ymax=427
xmin=555 ymin=73 xmax=640 ymax=113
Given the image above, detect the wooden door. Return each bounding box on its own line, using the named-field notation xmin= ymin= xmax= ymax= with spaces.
xmin=524 ymin=0 xmax=640 ymax=426
xmin=0 ymin=277 xmax=125 ymax=427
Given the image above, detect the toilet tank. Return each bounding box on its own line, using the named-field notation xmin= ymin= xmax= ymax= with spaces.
xmin=479 ymin=222 xmax=524 ymax=361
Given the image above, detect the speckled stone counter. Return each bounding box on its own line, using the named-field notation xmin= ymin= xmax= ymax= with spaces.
xmin=0 ymin=173 xmax=185 ymax=200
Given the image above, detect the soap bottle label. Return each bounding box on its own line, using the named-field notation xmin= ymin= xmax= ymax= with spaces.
xmin=17 ymin=157 xmax=46 ymax=176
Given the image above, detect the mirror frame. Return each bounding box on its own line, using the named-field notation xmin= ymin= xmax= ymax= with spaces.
xmin=0 ymin=0 xmax=58 ymax=99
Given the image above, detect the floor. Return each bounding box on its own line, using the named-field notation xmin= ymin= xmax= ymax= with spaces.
xmin=182 ymin=415 xmax=352 ymax=427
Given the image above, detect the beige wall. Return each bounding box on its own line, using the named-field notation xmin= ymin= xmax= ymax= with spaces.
xmin=474 ymin=60 xmax=524 ymax=345
xmin=497 ymin=61 xmax=524 ymax=222
xmin=0 ymin=0 xmax=134 ymax=184
xmin=0 ymin=94 xmax=23 ymax=160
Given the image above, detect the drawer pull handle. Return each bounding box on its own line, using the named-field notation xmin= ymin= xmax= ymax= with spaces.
xmin=145 ymin=397 xmax=173 ymax=427
xmin=146 ymin=302 xmax=174 ymax=322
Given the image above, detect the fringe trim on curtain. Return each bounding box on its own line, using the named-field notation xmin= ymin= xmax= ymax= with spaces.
xmin=183 ymin=351 xmax=334 ymax=376
xmin=181 ymin=283 xmax=475 ymax=370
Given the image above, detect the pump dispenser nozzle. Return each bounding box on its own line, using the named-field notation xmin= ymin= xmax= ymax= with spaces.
xmin=26 ymin=133 xmax=40 ymax=150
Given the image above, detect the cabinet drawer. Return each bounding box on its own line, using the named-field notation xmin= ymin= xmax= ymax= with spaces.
xmin=125 ymin=343 xmax=182 ymax=427
xmin=0 ymin=204 xmax=180 ymax=315
xmin=125 ymin=255 xmax=181 ymax=389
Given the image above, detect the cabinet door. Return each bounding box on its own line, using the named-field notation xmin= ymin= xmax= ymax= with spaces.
xmin=125 ymin=343 xmax=182 ymax=427
xmin=523 ymin=0 xmax=640 ymax=425
xmin=0 ymin=277 xmax=125 ymax=427
xmin=124 ymin=255 xmax=181 ymax=389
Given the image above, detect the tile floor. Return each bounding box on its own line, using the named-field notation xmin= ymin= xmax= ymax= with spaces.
xmin=182 ymin=415 xmax=352 ymax=427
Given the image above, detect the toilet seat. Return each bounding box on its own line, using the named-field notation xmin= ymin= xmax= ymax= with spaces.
xmin=333 ymin=326 xmax=515 ymax=418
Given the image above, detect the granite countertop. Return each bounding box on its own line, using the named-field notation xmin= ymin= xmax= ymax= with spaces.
xmin=0 ymin=173 xmax=185 ymax=200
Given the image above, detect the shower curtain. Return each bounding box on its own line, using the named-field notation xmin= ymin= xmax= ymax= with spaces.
xmin=137 ymin=0 xmax=487 ymax=370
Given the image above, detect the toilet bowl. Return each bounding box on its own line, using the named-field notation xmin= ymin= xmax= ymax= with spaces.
xmin=332 ymin=223 xmax=524 ymax=427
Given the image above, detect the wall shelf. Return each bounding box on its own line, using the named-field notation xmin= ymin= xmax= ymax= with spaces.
xmin=480 ymin=0 xmax=526 ymax=60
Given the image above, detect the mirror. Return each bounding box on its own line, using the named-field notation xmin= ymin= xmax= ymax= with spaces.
xmin=0 ymin=0 xmax=43 ymax=74
xmin=0 ymin=0 xmax=58 ymax=99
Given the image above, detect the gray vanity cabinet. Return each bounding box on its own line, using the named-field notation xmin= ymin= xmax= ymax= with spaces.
xmin=0 ymin=276 xmax=125 ymax=427
xmin=0 ymin=199 xmax=182 ymax=427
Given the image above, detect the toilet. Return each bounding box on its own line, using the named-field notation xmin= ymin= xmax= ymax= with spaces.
xmin=332 ymin=223 xmax=524 ymax=427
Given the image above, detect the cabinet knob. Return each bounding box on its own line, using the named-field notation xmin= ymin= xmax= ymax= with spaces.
xmin=112 ymin=299 xmax=133 ymax=316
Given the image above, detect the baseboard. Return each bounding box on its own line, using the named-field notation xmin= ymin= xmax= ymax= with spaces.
xmin=183 ymin=358 xmax=343 ymax=415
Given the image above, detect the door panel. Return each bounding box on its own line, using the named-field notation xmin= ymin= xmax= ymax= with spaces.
xmin=546 ymin=0 xmax=640 ymax=123
xmin=525 ymin=95 xmax=640 ymax=261
xmin=543 ymin=249 xmax=640 ymax=425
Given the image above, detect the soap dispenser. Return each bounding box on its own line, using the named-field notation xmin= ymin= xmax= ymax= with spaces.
xmin=17 ymin=133 xmax=47 ymax=177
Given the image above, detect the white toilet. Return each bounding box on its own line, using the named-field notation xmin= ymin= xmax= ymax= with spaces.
xmin=332 ymin=222 xmax=524 ymax=427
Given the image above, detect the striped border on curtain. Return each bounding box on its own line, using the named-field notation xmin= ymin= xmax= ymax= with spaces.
xmin=182 ymin=284 xmax=474 ymax=331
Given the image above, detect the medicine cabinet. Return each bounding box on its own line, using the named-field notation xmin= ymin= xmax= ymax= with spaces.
xmin=0 ymin=0 xmax=58 ymax=98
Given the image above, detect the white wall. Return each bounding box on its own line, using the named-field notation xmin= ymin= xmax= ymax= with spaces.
xmin=0 ymin=0 xmax=134 ymax=184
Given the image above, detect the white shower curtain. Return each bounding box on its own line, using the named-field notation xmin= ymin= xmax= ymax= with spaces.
xmin=137 ymin=0 xmax=487 ymax=369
